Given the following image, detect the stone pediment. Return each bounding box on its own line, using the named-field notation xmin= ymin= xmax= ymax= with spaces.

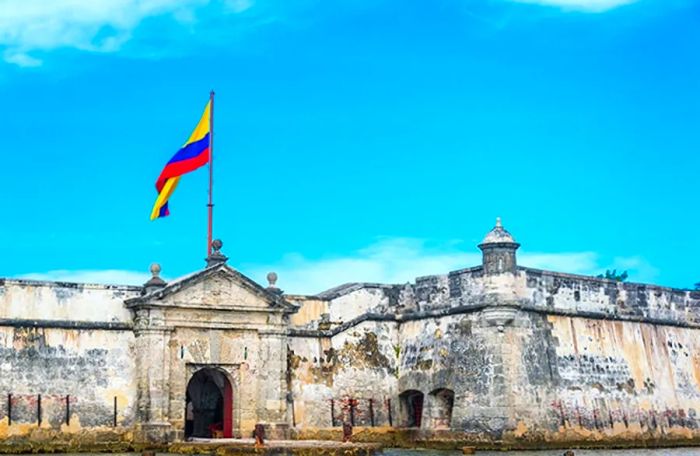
xmin=125 ymin=263 xmax=296 ymax=313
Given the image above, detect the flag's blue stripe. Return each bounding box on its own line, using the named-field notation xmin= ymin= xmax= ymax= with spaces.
xmin=166 ymin=133 xmax=210 ymax=165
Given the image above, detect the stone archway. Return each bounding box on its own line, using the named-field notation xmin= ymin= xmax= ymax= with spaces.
xmin=399 ymin=390 xmax=424 ymax=428
xmin=185 ymin=368 xmax=233 ymax=438
xmin=427 ymin=388 xmax=454 ymax=429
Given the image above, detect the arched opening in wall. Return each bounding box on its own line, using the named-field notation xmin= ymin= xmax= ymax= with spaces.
xmin=399 ymin=390 xmax=424 ymax=428
xmin=428 ymin=388 xmax=454 ymax=429
xmin=185 ymin=368 xmax=233 ymax=439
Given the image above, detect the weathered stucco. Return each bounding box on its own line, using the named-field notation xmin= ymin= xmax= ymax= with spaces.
xmin=0 ymin=325 xmax=136 ymax=439
xmin=0 ymin=279 xmax=138 ymax=323
xmin=0 ymin=280 xmax=139 ymax=447
xmin=2 ymin=222 xmax=700 ymax=450
xmin=285 ymin=221 xmax=700 ymax=448
xmin=125 ymin=263 xmax=295 ymax=443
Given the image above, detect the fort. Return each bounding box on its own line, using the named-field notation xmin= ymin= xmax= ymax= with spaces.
xmin=1 ymin=219 xmax=699 ymax=451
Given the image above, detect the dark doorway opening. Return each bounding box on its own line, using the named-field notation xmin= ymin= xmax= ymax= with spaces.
xmin=185 ymin=368 xmax=233 ymax=438
xmin=399 ymin=390 xmax=424 ymax=428
xmin=428 ymin=388 xmax=454 ymax=429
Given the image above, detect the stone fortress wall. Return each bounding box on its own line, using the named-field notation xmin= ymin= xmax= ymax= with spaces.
xmin=1 ymin=219 xmax=699 ymax=449
xmin=285 ymin=220 xmax=700 ymax=446
xmin=0 ymin=280 xmax=140 ymax=443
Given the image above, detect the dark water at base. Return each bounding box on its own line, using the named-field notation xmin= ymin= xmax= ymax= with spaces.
xmin=6 ymin=450 xmax=700 ymax=456
xmin=386 ymin=449 xmax=700 ymax=455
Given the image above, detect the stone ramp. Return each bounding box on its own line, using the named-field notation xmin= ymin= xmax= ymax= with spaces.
xmin=170 ymin=438 xmax=383 ymax=455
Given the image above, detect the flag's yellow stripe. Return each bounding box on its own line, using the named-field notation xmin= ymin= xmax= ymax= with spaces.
xmin=149 ymin=176 xmax=180 ymax=220
xmin=184 ymin=101 xmax=211 ymax=146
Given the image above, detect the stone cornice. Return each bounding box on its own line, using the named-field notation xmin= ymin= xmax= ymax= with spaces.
xmin=288 ymin=300 xmax=700 ymax=338
xmin=0 ymin=318 xmax=132 ymax=331
xmin=161 ymin=319 xmax=287 ymax=332
xmin=128 ymin=301 xmax=292 ymax=314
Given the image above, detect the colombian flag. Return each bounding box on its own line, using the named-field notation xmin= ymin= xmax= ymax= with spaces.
xmin=150 ymin=101 xmax=211 ymax=220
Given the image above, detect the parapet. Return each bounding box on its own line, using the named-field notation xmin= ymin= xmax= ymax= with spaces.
xmin=0 ymin=278 xmax=140 ymax=326
xmin=515 ymin=267 xmax=700 ymax=327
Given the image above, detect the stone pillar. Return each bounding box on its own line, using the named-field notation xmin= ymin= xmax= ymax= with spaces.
xmin=133 ymin=308 xmax=175 ymax=443
xmin=130 ymin=264 xmax=175 ymax=443
xmin=256 ymin=327 xmax=290 ymax=439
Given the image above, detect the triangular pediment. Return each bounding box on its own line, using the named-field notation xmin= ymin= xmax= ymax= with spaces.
xmin=125 ymin=264 xmax=295 ymax=312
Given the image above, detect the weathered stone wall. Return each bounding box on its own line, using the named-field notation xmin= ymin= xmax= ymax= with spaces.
xmin=506 ymin=312 xmax=700 ymax=445
xmin=287 ymin=265 xmax=700 ymax=447
xmin=288 ymin=296 xmax=329 ymax=329
xmin=0 ymin=280 xmax=139 ymax=443
xmin=4 ymin=230 xmax=700 ymax=449
xmin=289 ymin=320 xmax=399 ymax=430
xmin=0 ymin=279 xmax=138 ymax=323
xmin=164 ymin=326 xmax=260 ymax=436
xmin=516 ymin=267 xmax=700 ymax=327
xmin=0 ymin=326 xmax=137 ymax=438
xmin=318 ymin=286 xmax=399 ymax=325
xmin=398 ymin=315 xmax=499 ymax=433
xmin=126 ymin=265 xmax=293 ymax=442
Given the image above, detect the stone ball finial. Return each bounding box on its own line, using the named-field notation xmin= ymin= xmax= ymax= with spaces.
xmin=150 ymin=263 xmax=161 ymax=278
xmin=267 ymin=272 xmax=278 ymax=287
xmin=266 ymin=271 xmax=283 ymax=295
xmin=143 ymin=262 xmax=166 ymax=293
xmin=205 ymin=239 xmax=228 ymax=267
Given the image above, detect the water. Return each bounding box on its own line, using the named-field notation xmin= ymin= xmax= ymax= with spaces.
xmin=386 ymin=449 xmax=700 ymax=456
xmin=5 ymin=450 xmax=700 ymax=456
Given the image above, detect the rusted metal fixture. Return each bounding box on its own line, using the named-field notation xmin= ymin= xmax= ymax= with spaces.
xmin=349 ymin=398 xmax=355 ymax=426
xmin=342 ymin=422 xmax=353 ymax=442
xmin=330 ymin=399 xmax=336 ymax=427
xmin=254 ymin=423 xmax=266 ymax=447
xmin=387 ymin=399 xmax=392 ymax=427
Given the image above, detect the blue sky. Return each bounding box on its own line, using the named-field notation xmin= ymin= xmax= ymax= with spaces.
xmin=0 ymin=0 xmax=698 ymax=293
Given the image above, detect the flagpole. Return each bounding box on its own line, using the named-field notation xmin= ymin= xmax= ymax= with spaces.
xmin=207 ymin=90 xmax=215 ymax=257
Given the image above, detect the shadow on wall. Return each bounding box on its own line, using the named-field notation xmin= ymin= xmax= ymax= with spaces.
xmin=398 ymin=388 xmax=454 ymax=430
xmin=399 ymin=390 xmax=424 ymax=428
xmin=185 ymin=368 xmax=232 ymax=439
xmin=427 ymin=388 xmax=454 ymax=429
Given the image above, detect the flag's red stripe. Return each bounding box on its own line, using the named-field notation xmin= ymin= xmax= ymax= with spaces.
xmin=155 ymin=148 xmax=209 ymax=192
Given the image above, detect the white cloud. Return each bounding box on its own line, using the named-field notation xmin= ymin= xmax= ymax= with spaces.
xmin=508 ymin=0 xmax=637 ymax=12
xmin=244 ymin=238 xmax=481 ymax=295
xmin=17 ymin=269 xmax=151 ymax=286
xmin=517 ymin=252 xmax=599 ymax=274
xmin=3 ymin=50 xmax=41 ymax=67
xmin=609 ymin=255 xmax=660 ymax=284
xmin=14 ymin=239 xmax=659 ymax=293
xmin=242 ymin=238 xmax=622 ymax=295
xmin=0 ymin=0 xmax=253 ymax=66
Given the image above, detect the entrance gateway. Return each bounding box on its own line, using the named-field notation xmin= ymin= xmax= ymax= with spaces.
xmin=185 ymin=368 xmax=233 ymax=438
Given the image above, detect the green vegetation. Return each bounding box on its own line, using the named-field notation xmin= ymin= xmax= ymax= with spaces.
xmin=597 ymin=269 xmax=629 ymax=282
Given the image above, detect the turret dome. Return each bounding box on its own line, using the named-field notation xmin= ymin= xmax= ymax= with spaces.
xmin=479 ymin=217 xmax=517 ymax=246
xmin=478 ymin=217 xmax=520 ymax=274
